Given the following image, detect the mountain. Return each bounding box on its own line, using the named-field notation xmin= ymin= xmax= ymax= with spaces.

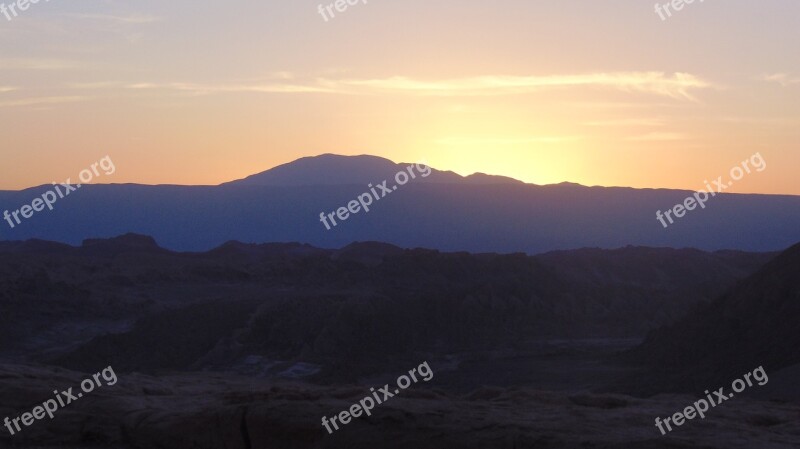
xmin=624 ymin=242 xmax=800 ymax=396
xmin=225 ymin=154 xmax=522 ymax=186
xmin=0 ymin=154 xmax=798 ymax=252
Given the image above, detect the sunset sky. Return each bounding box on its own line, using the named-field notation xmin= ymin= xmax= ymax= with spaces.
xmin=1 ymin=0 xmax=798 ymax=194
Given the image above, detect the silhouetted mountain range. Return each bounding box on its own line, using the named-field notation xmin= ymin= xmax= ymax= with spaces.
xmin=225 ymin=153 xmax=524 ymax=186
xmin=0 ymin=234 xmax=777 ymax=378
xmin=1 ymin=154 xmax=799 ymax=252
xmin=1 ymin=235 xmax=798 ymax=448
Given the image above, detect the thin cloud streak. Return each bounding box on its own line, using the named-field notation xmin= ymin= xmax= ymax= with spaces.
xmin=435 ymin=136 xmax=581 ymax=145
xmin=100 ymin=72 xmax=713 ymax=99
xmin=337 ymin=72 xmax=713 ymax=99
xmin=0 ymin=96 xmax=88 ymax=108
xmin=66 ymin=14 xmax=165 ymax=24
xmin=762 ymin=73 xmax=800 ymax=87
xmin=0 ymin=58 xmax=85 ymax=71
xmin=124 ymin=82 xmax=337 ymax=95
xmin=583 ymin=118 xmax=666 ymax=127
xmin=626 ymin=132 xmax=689 ymax=142
xmin=718 ymin=116 xmax=800 ymax=124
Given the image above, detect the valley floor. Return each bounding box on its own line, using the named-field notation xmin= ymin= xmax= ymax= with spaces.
xmin=1 ymin=345 xmax=798 ymax=449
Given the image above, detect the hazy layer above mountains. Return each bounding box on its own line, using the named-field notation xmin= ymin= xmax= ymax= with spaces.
xmin=1 ymin=154 xmax=798 ymax=252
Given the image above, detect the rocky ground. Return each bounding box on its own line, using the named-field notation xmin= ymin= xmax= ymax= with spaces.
xmin=1 ymin=363 xmax=799 ymax=449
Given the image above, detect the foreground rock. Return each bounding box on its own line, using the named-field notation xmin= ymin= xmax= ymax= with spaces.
xmin=0 ymin=364 xmax=798 ymax=449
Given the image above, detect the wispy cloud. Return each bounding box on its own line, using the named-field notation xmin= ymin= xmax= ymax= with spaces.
xmin=761 ymin=73 xmax=800 ymax=87
xmin=0 ymin=86 xmax=17 ymax=93
xmin=0 ymin=96 xmax=87 ymax=108
xmin=435 ymin=136 xmax=581 ymax=145
xmin=123 ymin=81 xmax=336 ymax=95
xmin=626 ymin=132 xmax=689 ymax=141
xmin=67 ymin=13 xmax=164 ymax=24
xmin=0 ymin=58 xmax=85 ymax=71
xmin=718 ymin=116 xmax=800 ymax=124
xmin=96 ymin=72 xmax=713 ymax=100
xmin=584 ymin=118 xmax=666 ymax=127
xmin=68 ymin=81 xmax=124 ymax=89
xmin=568 ymin=101 xmax=682 ymax=109
xmin=335 ymin=72 xmax=713 ymax=100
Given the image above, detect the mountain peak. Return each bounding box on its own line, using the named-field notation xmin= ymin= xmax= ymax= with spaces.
xmin=225 ymin=154 xmax=403 ymax=186
xmin=223 ymin=153 xmax=521 ymax=187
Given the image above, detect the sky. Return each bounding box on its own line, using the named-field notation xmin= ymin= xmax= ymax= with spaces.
xmin=0 ymin=0 xmax=798 ymax=194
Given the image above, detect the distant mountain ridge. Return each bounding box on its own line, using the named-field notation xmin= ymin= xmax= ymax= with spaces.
xmin=225 ymin=154 xmax=523 ymax=186
xmin=0 ymin=234 xmax=777 ymax=371
xmin=1 ymin=154 xmax=799 ymax=253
